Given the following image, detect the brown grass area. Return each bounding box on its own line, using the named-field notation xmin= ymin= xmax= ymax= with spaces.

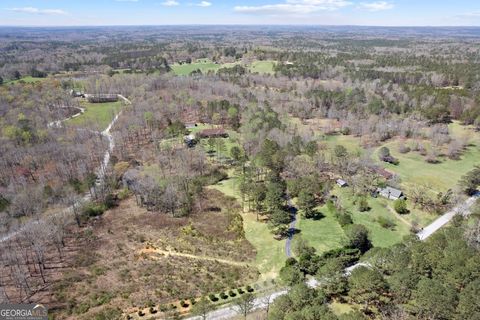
xmin=51 ymin=189 xmax=258 ymax=319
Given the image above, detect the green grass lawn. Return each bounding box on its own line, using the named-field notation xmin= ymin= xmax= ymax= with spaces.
xmin=323 ymin=134 xmax=365 ymax=155
xmin=296 ymin=205 xmax=346 ymax=254
xmin=171 ymin=59 xmax=277 ymax=76
xmin=190 ymin=123 xmax=242 ymax=160
xmin=67 ymin=101 xmax=124 ymax=130
xmin=248 ymin=60 xmax=276 ymax=74
xmin=171 ymin=60 xmax=239 ymax=76
xmin=332 ymin=188 xmax=413 ymax=247
xmin=211 ymin=174 xmax=286 ymax=280
xmin=374 ymin=122 xmax=480 ymax=193
xmin=4 ymin=76 xmax=49 ymax=85
xmin=329 ymin=301 xmax=354 ymax=316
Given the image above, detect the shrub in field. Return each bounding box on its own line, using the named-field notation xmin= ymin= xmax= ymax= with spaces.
xmin=220 ymin=292 xmax=229 ymax=300
xmin=377 ymin=216 xmax=396 ymax=230
xmin=149 ymin=307 xmax=157 ymax=314
xmin=228 ymin=290 xmax=236 ymax=297
xmin=138 ymin=310 xmax=145 ymax=317
xmin=237 ymin=288 xmax=245 ymax=294
xmin=180 ymin=300 xmax=189 ymax=308
xmin=209 ymin=294 xmax=219 ymax=302
xmin=394 ymin=199 xmax=409 ymax=214
xmin=246 ymin=285 xmax=254 ymax=292
xmin=357 ymin=197 xmax=370 ymax=212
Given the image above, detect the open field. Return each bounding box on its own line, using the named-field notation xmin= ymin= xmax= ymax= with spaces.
xmin=211 ymin=174 xmax=286 ymax=280
xmin=376 ymin=122 xmax=480 ymax=193
xmin=333 ymin=187 xmax=414 ymax=246
xmin=296 ymin=205 xmax=346 ymax=254
xmin=67 ymin=101 xmax=123 ymax=129
xmin=171 ymin=60 xmax=239 ymax=76
xmin=4 ymin=76 xmax=49 ymax=85
xmin=248 ymin=60 xmax=276 ymax=74
xmin=171 ymin=59 xmax=277 ymax=76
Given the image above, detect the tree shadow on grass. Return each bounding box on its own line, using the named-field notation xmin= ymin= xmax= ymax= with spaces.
xmin=305 ymin=210 xmax=325 ymax=221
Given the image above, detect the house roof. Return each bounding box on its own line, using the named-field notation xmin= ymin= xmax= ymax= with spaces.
xmin=199 ymin=128 xmax=227 ymax=136
xmin=336 ymin=179 xmax=347 ymax=185
xmin=373 ymin=167 xmax=394 ymax=180
xmin=381 ymin=186 xmax=403 ymax=198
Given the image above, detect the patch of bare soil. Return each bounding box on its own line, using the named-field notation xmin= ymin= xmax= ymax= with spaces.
xmin=51 ymin=189 xmax=258 ymax=319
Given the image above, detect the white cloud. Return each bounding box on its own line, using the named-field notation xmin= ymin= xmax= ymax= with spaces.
xmin=234 ymin=0 xmax=351 ymax=15
xmin=456 ymin=11 xmax=480 ymax=18
xmin=162 ymin=0 xmax=180 ymax=6
xmin=358 ymin=1 xmax=394 ymax=12
xmin=196 ymin=1 xmax=212 ymax=7
xmin=7 ymin=7 xmax=68 ymax=15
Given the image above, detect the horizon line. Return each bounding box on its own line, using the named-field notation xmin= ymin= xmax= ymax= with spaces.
xmin=1 ymin=24 xmax=480 ymax=28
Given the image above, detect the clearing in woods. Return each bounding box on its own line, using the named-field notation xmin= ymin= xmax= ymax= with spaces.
xmin=67 ymin=101 xmax=124 ymax=130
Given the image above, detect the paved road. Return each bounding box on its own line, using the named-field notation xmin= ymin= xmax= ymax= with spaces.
xmin=285 ymin=196 xmax=297 ymax=257
xmin=188 ymin=289 xmax=288 ymax=320
xmin=417 ymin=192 xmax=479 ymax=240
xmin=0 ymin=94 xmax=129 ymax=244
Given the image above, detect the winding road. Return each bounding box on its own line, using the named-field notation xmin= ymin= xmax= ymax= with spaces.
xmin=0 ymin=94 xmax=129 ymax=244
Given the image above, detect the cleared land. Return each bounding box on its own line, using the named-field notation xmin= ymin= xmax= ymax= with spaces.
xmin=171 ymin=60 xmax=239 ymax=76
xmin=171 ymin=59 xmax=276 ymax=76
xmin=52 ymin=191 xmax=257 ymax=319
xmin=67 ymin=101 xmax=123 ymax=129
xmin=4 ymin=76 xmax=49 ymax=85
xmin=211 ymin=175 xmax=286 ymax=280
xmin=376 ymin=122 xmax=480 ymax=193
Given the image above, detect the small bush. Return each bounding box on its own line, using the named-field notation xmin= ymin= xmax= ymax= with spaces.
xmin=237 ymin=288 xmax=245 ymax=295
xmin=220 ymin=292 xmax=229 ymax=300
xmin=149 ymin=307 xmax=157 ymax=314
xmin=336 ymin=212 xmax=353 ymax=227
xmin=82 ymin=202 xmax=107 ymax=217
xmin=104 ymin=193 xmax=118 ymax=209
xmin=209 ymin=294 xmax=218 ymax=302
xmin=190 ymin=298 xmax=196 ymax=305
xmin=398 ymin=144 xmax=411 ymax=154
xmin=246 ymin=285 xmax=254 ymax=292
xmin=357 ymin=197 xmax=370 ymax=212
xmin=394 ymin=199 xmax=409 ymax=214
xmin=180 ymin=300 xmax=189 ymax=308
xmin=228 ymin=290 xmax=236 ymax=297
xmin=138 ymin=310 xmax=145 ymax=317
xmin=377 ymin=216 xmax=396 ymax=230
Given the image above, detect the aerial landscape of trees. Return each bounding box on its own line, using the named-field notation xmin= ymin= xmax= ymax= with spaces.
xmin=0 ymin=25 xmax=480 ymax=319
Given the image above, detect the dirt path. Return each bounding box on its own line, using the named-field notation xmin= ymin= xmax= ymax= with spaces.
xmin=386 ymin=205 xmax=412 ymax=227
xmin=139 ymin=248 xmax=249 ymax=267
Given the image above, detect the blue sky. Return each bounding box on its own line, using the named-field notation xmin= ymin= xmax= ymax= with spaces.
xmin=0 ymin=0 xmax=479 ymax=26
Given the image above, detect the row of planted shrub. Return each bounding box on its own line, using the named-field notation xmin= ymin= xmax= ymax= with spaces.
xmin=208 ymin=285 xmax=255 ymax=302
xmin=133 ymin=285 xmax=256 ymax=318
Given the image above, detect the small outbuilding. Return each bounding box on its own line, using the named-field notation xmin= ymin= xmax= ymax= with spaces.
xmin=184 ymin=134 xmax=197 ymax=147
xmin=185 ymin=123 xmax=198 ymax=129
xmin=378 ymin=187 xmax=405 ymax=200
xmin=336 ymin=179 xmax=348 ymax=188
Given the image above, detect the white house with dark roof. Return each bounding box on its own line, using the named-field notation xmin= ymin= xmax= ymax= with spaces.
xmin=336 ymin=179 xmax=348 ymax=188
